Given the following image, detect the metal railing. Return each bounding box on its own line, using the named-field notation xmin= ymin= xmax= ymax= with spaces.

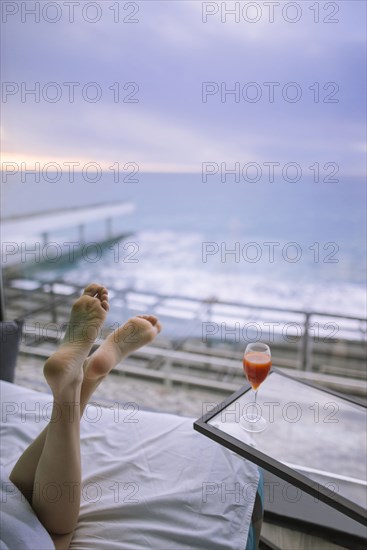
xmin=4 ymin=277 xmax=366 ymax=380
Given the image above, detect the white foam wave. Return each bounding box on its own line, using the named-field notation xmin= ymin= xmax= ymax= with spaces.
xmin=63 ymin=230 xmax=366 ymax=319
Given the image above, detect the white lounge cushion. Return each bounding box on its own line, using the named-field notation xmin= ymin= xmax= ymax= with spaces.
xmin=0 ymin=381 xmax=259 ymax=550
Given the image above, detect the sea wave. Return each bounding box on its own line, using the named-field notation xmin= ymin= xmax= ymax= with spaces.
xmin=58 ymin=230 xmax=366 ymax=319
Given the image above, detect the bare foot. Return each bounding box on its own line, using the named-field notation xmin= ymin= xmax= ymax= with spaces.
xmin=43 ymin=284 xmax=109 ymax=394
xmin=83 ymin=315 xmax=161 ymax=382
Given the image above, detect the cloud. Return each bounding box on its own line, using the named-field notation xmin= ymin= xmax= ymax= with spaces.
xmin=1 ymin=0 xmax=366 ymax=175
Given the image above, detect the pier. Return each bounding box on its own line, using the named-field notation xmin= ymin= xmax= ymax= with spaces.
xmin=1 ymin=200 xmax=135 ymax=272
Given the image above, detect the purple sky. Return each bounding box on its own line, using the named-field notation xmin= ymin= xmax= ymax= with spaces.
xmin=1 ymin=0 xmax=366 ymax=175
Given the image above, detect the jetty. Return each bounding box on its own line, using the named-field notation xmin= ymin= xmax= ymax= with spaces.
xmin=1 ymin=200 xmax=135 ymax=273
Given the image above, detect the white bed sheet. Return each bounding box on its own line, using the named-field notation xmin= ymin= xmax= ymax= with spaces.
xmin=0 ymin=465 xmax=55 ymax=550
xmin=0 ymin=380 xmax=259 ymax=550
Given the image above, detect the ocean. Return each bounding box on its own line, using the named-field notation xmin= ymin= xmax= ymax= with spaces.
xmin=2 ymin=172 xmax=366 ymax=319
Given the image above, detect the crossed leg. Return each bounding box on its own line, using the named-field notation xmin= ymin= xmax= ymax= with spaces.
xmin=9 ymin=284 xmax=161 ymax=550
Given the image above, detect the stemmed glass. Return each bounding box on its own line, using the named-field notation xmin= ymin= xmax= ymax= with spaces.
xmin=240 ymin=342 xmax=271 ymax=433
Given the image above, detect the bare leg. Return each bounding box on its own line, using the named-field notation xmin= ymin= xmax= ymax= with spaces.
xmin=9 ymin=284 xmax=109 ymax=504
xmin=38 ymin=315 xmax=161 ymax=550
xmin=9 ymin=307 xmax=160 ymax=549
xmin=32 ymin=383 xmax=82 ymax=535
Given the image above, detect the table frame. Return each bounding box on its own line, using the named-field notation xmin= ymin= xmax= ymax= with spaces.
xmin=193 ymin=368 xmax=367 ymax=525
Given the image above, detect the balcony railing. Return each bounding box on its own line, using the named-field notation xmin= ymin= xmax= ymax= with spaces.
xmin=3 ymin=276 xmax=367 ymax=397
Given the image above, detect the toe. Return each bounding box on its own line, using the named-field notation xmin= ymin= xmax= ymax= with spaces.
xmin=101 ymin=298 xmax=110 ymax=311
xmin=83 ymin=285 xmax=109 ymax=311
xmin=99 ymin=288 xmax=109 ymax=311
xmin=137 ymin=315 xmax=162 ymax=333
xmin=137 ymin=314 xmax=157 ymax=324
xmin=83 ymin=283 xmax=103 ymax=297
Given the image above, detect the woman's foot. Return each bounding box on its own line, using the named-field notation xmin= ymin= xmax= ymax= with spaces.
xmin=83 ymin=315 xmax=161 ymax=382
xmin=43 ymin=284 xmax=109 ymax=395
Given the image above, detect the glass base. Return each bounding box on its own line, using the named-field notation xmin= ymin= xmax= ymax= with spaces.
xmin=240 ymin=414 xmax=267 ymax=433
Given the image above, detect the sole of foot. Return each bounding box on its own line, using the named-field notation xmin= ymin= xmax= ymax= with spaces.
xmin=83 ymin=314 xmax=162 ymax=381
xmin=43 ymin=283 xmax=110 ymax=395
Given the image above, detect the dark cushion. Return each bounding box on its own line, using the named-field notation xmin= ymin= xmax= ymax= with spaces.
xmin=0 ymin=320 xmax=24 ymax=382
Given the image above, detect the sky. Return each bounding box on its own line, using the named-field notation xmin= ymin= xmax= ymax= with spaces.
xmin=1 ymin=0 xmax=366 ymax=175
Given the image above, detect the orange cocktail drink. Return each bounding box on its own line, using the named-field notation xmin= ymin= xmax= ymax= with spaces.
xmin=243 ymin=351 xmax=272 ymax=390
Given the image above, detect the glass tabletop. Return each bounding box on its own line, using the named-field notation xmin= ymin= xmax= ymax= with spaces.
xmin=201 ymin=370 xmax=367 ymax=522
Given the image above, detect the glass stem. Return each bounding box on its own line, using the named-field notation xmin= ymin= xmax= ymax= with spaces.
xmin=251 ymin=389 xmax=258 ymax=419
